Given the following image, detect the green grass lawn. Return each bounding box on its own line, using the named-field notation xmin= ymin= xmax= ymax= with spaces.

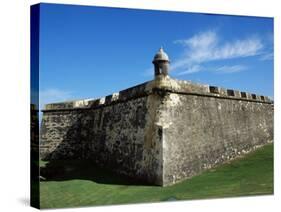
xmin=40 ymin=143 xmax=273 ymax=209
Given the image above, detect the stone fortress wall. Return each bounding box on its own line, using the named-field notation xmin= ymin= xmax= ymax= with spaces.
xmin=40 ymin=48 xmax=273 ymax=186
xmin=40 ymin=81 xmax=164 ymax=185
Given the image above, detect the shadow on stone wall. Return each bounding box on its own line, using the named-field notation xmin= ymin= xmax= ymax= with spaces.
xmin=41 ymin=111 xmax=93 ymax=161
xmin=40 ymin=159 xmax=149 ymax=186
xmin=40 ymin=110 xmax=151 ymax=186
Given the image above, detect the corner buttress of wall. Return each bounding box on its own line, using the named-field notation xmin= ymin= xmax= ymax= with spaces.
xmin=142 ymin=91 xmax=164 ymax=185
xmin=146 ymin=80 xmax=183 ymax=186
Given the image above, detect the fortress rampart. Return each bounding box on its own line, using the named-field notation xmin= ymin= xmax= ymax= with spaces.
xmin=40 ymin=75 xmax=273 ymax=186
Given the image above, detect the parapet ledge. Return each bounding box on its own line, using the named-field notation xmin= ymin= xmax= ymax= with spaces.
xmin=145 ymin=75 xmax=208 ymax=93
xmin=207 ymin=85 xmax=272 ymax=103
xmin=44 ymin=98 xmax=95 ymax=110
xmin=145 ymin=75 xmax=273 ymax=103
xmin=43 ymin=81 xmax=151 ymax=111
xmin=43 ymin=76 xmax=273 ymax=111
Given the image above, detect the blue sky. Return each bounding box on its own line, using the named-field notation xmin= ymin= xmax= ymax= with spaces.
xmin=38 ymin=3 xmax=273 ymax=108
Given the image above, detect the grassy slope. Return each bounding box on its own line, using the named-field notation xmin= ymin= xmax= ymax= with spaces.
xmin=40 ymin=143 xmax=273 ymax=208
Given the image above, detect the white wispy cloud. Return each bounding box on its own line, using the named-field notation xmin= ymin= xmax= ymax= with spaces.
xmin=176 ymin=65 xmax=202 ymax=76
xmin=259 ymin=52 xmax=273 ymax=61
xmin=215 ymin=65 xmax=247 ymax=74
xmin=172 ymin=30 xmax=264 ymax=75
xmin=176 ymin=64 xmax=247 ymax=76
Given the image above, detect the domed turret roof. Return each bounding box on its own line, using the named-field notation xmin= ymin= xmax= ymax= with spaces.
xmin=153 ymin=47 xmax=170 ymax=63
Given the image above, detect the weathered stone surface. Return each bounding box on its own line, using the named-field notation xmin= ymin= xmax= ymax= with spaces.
xmin=40 ymin=76 xmax=273 ymax=186
xmin=40 ymin=93 xmax=163 ymax=185
xmin=161 ymin=92 xmax=273 ymax=185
